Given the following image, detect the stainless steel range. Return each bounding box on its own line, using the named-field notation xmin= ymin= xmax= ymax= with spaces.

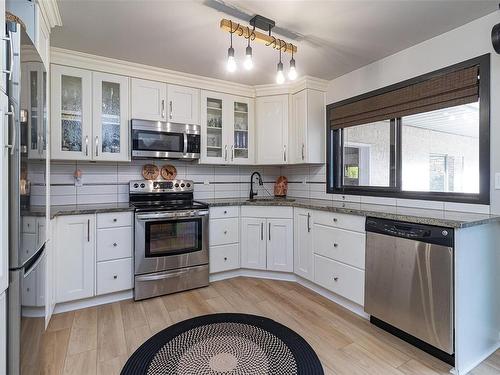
xmin=129 ymin=179 xmax=209 ymax=300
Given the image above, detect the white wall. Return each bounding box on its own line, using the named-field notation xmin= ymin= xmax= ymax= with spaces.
xmin=327 ymin=11 xmax=500 ymax=214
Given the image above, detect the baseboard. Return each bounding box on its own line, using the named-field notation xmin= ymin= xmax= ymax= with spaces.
xmin=210 ymin=268 xmax=368 ymax=319
xmin=53 ymin=290 xmax=133 ymax=314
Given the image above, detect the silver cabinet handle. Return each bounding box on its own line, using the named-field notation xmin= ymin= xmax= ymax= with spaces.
xmin=85 ymin=136 xmax=89 ymax=156
xmin=2 ymin=30 xmax=13 ymax=80
xmin=261 ymin=222 xmax=263 ymax=241
xmin=95 ymin=136 xmax=99 ymax=157
xmin=5 ymin=105 xmax=15 ymax=155
xmin=302 ymin=143 xmax=305 ymax=160
xmin=161 ymin=99 xmax=165 ymax=119
xmin=87 ymin=219 xmax=90 ymax=242
xmin=268 ymin=222 xmax=271 ymax=241
xmin=231 ymin=144 xmax=234 ymax=162
xmin=224 ymin=145 xmax=228 ymax=161
xmin=169 ymin=100 xmax=173 ymax=120
xmin=283 ymin=145 xmax=287 ymax=162
xmin=307 ymin=213 xmax=311 ymax=232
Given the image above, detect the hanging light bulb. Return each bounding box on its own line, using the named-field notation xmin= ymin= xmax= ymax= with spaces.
xmin=226 ymin=27 xmax=236 ymax=72
xmin=244 ymin=34 xmax=253 ymax=70
xmin=288 ymin=49 xmax=297 ymax=80
xmin=276 ymin=49 xmax=285 ymax=84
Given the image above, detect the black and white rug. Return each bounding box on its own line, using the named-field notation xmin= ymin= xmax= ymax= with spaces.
xmin=121 ymin=313 xmax=324 ymax=374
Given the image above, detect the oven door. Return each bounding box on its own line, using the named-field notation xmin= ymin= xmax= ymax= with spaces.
xmin=135 ymin=210 xmax=209 ymax=274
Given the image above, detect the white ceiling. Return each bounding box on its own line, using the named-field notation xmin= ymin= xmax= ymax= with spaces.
xmin=51 ymin=0 xmax=498 ymax=85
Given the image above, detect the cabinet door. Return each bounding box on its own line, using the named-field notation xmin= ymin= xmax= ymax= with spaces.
xmin=93 ymin=72 xmax=130 ymax=161
xmin=256 ymin=95 xmax=288 ymax=164
xmin=305 ymin=90 xmax=325 ymax=164
xmin=167 ymin=84 xmax=199 ymax=124
xmin=294 ymin=209 xmax=313 ymax=280
xmin=24 ymin=63 xmax=47 ymax=159
xmin=0 ymin=94 xmax=7 ymax=294
xmin=55 ymin=215 xmax=95 ymax=303
xmin=292 ymin=90 xmax=307 ymax=164
xmin=267 ymin=218 xmax=293 ymax=272
xmin=51 ymin=65 xmax=92 ymax=160
xmin=230 ymin=97 xmax=254 ymax=164
xmin=240 ymin=217 xmax=266 ymax=270
xmin=131 ymin=78 xmax=167 ymax=121
xmin=0 ymin=291 xmax=5 ymax=375
xmin=201 ymin=91 xmax=229 ymax=164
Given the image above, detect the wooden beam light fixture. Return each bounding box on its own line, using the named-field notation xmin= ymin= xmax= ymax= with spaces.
xmin=220 ymin=16 xmax=299 ymax=82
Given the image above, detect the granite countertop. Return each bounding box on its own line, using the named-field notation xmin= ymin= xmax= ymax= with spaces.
xmin=200 ymin=197 xmax=500 ymax=228
xmin=23 ymin=198 xmax=500 ymax=228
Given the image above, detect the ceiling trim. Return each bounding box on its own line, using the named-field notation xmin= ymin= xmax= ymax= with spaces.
xmin=37 ymin=0 xmax=62 ymax=29
xmin=50 ymin=47 xmax=329 ymax=97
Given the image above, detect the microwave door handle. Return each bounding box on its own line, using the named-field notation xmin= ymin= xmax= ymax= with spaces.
xmin=183 ymin=133 xmax=188 ymax=155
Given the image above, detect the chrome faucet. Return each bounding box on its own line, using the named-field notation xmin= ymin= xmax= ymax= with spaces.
xmin=249 ymin=171 xmax=263 ymax=200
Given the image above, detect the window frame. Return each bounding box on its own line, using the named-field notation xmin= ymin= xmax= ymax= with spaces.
xmin=326 ymin=54 xmax=490 ymax=204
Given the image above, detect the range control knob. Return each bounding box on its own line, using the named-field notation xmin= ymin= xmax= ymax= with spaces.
xmin=175 ymin=183 xmax=179 ymax=188
xmin=186 ymin=183 xmax=191 ymax=188
xmin=133 ymin=183 xmax=139 ymax=188
xmin=140 ymin=183 xmax=145 ymax=188
xmin=181 ymin=183 xmax=185 ymax=188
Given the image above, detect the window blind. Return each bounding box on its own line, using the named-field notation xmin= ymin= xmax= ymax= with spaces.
xmin=329 ymin=66 xmax=479 ymax=129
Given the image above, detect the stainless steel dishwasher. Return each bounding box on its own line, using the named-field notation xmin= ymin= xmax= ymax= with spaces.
xmin=365 ymin=217 xmax=454 ymax=365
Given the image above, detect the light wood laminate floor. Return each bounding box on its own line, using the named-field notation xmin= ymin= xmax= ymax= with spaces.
xmin=35 ymin=277 xmax=499 ymax=375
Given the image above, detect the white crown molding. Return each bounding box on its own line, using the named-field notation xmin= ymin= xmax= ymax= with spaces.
xmin=36 ymin=0 xmax=62 ymax=29
xmin=51 ymin=47 xmax=328 ymax=98
xmin=51 ymin=47 xmax=256 ymax=98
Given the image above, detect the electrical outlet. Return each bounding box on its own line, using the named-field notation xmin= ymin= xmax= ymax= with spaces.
xmin=495 ymin=173 xmax=500 ymax=190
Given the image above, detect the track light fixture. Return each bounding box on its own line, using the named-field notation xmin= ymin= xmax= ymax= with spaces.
xmin=220 ymin=16 xmax=298 ymax=82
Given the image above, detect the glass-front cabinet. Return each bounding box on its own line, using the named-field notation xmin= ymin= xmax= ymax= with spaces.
xmin=22 ymin=63 xmax=47 ymax=159
xmin=51 ymin=65 xmax=130 ymax=161
xmin=92 ymin=72 xmax=129 ymax=161
xmin=201 ymin=91 xmax=254 ymax=164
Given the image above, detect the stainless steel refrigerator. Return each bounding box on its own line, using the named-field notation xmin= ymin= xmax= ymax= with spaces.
xmin=5 ymin=15 xmax=49 ymax=375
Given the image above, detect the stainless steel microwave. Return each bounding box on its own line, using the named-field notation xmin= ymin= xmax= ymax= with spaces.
xmin=131 ymin=119 xmax=201 ymax=159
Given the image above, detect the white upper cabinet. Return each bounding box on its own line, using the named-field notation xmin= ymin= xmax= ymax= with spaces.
xmin=92 ymin=72 xmax=130 ymax=161
xmin=51 ymin=65 xmax=130 ymax=161
xmin=131 ymin=78 xmax=167 ymax=121
xmin=291 ymin=89 xmax=325 ymax=164
xmin=256 ymin=94 xmax=289 ymax=164
xmin=201 ymin=91 xmax=254 ymax=165
xmin=167 ymin=84 xmax=199 ymax=124
xmin=0 ymin=94 xmax=8 ymax=294
xmin=51 ymin=65 xmax=92 ymax=160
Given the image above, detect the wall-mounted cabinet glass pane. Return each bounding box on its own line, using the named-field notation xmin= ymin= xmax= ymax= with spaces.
xmin=234 ymin=101 xmax=248 ymax=159
xmin=42 ymin=72 xmax=47 ymax=151
xmin=101 ymin=81 xmax=121 ymax=154
xmin=61 ymin=75 xmax=83 ymax=152
xmin=30 ymin=71 xmax=38 ymax=151
xmin=206 ymin=97 xmax=223 ymax=158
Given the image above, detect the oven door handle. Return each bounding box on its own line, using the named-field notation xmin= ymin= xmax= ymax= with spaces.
xmin=136 ymin=210 xmax=209 ymax=221
xmin=136 ymin=269 xmax=189 ymax=282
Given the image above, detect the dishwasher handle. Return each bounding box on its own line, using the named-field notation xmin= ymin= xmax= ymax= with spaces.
xmin=365 ymin=217 xmax=453 ymax=247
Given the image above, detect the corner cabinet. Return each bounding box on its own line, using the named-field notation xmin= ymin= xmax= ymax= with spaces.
xmin=51 ymin=65 xmax=130 ymax=161
xmin=256 ymin=95 xmax=289 ymax=164
xmin=200 ymin=91 xmax=254 ymax=165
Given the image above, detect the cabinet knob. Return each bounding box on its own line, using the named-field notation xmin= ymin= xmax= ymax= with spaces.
xmin=113 ymin=275 xmax=118 ymax=279
xmin=333 ymin=218 xmax=338 ymax=223
xmin=113 ymin=242 xmax=117 ymax=247
xmin=333 ymin=277 xmax=339 ymax=282
xmin=26 ymin=288 xmax=30 ymax=292
xmin=224 ymin=210 xmax=227 ymax=214
xmin=224 ymin=230 xmax=227 ymax=234
xmin=333 ymin=243 xmax=338 ymax=248
xmin=224 ymin=257 xmax=227 ymax=261
xmin=113 ymin=218 xmax=117 ymax=222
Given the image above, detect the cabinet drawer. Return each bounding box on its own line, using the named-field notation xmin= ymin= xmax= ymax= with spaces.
xmin=210 ymin=206 xmax=239 ymax=219
xmin=314 ymin=254 xmax=365 ymax=305
xmin=209 ymin=244 xmax=239 ymax=273
xmin=97 ymin=212 xmax=133 ymax=228
xmin=97 ymin=227 xmax=133 ymax=262
xmin=313 ymin=225 xmax=365 ymax=269
xmin=313 ymin=211 xmax=365 ymax=233
xmin=241 ymin=206 xmax=293 ymax=219
xmin=96 ymin=258 xmax=133 ymax=295
xmin=22 ymin=217 xmax=37 ymax=233
xmin=210 ymin=218 xmax=239 ymax=246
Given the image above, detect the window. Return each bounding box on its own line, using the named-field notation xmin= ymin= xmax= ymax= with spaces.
xmin=327 ymin=55 xmax=489 ymax=204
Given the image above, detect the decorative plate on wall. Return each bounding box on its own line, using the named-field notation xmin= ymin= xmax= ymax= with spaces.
xmin=142 ymin=164 xmax=160 ymax=180
xmin=161 ymin=164 xmax=177 ymax=180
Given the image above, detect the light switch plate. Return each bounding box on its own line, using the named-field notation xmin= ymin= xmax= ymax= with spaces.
xmin=495 ymin=173 xmax=500 ymax=190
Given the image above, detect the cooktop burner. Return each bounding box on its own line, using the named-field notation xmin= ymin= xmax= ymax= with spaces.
xmin=129 ymin=179 xmax=208 ymax=212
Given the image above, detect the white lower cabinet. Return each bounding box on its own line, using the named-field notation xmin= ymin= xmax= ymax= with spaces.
xmin=210 ymin=244 xmax=240 ymax=273
xmin=294 ymin=208 xmax=313 ymax=281
xmin=55 ymin=215 xmax=95 ymax=303
xmin=0 ymin=291 xmax=5 ymax=375
xmin=266 ymin=219 xmax=293 ymax=272
xmin=209 ymin=207 xmax=240 ymax=274
xmin=240 ymin=217 xmax=267 ymax=270
xmin=96 ymin=258 xmax=133 ymax=295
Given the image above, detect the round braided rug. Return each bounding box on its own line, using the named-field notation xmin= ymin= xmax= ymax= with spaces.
xmin=121 ymin=313 xmax=324 ymax=375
